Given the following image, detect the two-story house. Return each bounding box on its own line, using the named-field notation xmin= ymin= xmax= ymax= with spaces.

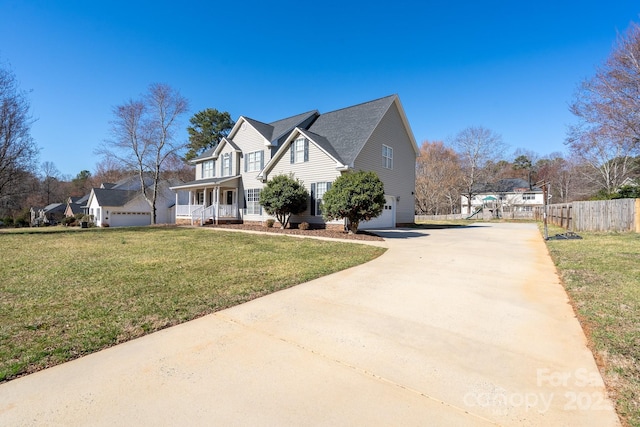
xmin=460 ymin=178 xmax=544 ymax=216
xmin=171 ymin=95 xmax=418 ymax=229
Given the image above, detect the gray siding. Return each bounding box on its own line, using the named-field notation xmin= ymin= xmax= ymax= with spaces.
xmin=353 ymin=103 xmax=417 ymax=224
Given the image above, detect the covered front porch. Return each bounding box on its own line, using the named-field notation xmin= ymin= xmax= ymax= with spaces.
xmin=171 ymin=176 xmax=241 ymax=225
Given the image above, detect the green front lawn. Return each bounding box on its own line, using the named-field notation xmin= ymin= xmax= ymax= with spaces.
xmin=0 ymin=226 xmax=385 ymax=382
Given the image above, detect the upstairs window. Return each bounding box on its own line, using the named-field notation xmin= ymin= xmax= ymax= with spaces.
xmin=221 ymin=153 xmax=232 ymax=176
xmin=290 ymin=137 xmax=309 ymax=163
xmin=382 ymin=145 xmax=393 ymax=169
xmin=202 ymin=160 xmax=215 ymax=178
xmin=245 ymin=150 xmax=264 ymax=172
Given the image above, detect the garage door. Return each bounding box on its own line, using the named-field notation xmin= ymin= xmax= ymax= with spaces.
xmin=360 ymin=195 xmax=395 ymax=229
xmin=110 ymin=211 xmax=152 ymax=227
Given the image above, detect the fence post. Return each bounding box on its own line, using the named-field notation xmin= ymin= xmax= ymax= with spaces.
xmin=635 ymin=199 xmax=640 ymax=233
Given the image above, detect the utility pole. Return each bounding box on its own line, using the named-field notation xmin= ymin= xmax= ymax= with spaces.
xmin=539 ymin=180 xmax=549 ymax=240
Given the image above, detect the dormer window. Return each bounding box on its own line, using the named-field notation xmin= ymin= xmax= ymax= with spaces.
xmin=290 ymin=137 xmax=309 ymax=164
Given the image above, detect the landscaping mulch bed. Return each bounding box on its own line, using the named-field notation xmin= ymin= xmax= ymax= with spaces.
xmin=206 ymin=223 xmax=384 ymax=241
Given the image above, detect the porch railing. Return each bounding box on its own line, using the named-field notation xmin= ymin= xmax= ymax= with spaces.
xmin=176 ymin=204 xmax=202 ymax=217
xmin=177 ymin=203 xmax=238 ymax=225
xmin=218 ymin=203 xmax=236 ymax=218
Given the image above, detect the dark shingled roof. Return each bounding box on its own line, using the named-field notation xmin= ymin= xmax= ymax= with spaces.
xmin=268 ymin=111 xmax=318 ymax=145
xmin=193 ymin=95 xmax=409 ymax=169
xmin=297 ymin=129 xmax=345 ymax=164
xmin=306 ymin=95 xmax=396 ymax=165
xmin=474 ymin=178 xmax=542 ymax=193
xmin=243 ymin=117 xmax=275 ymax=141
xmin=92 ymin=188 xmax=141 ymax=207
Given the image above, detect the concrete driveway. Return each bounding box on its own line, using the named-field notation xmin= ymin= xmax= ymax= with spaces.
xmin=0 ymin=223 xmax=620 ymax=426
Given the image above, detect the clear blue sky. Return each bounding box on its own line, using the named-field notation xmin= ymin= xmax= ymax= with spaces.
xmin=1 ymin=1 xmax=639 ymax=177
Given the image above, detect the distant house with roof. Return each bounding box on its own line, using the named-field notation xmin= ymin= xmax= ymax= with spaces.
xmin=83 ymin=176 xmax=182 ymax=227
xmin=461 ymin=178 xmax=544 ymax=216
xmin=171 ymin=94 xmax=418 ymax=229
xmin=30 ymin=203 xmax=66 ymax=226
xmin=64 ymin=195 xmax=90 ymax=218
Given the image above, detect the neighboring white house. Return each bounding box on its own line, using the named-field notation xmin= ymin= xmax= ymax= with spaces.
xmin=461 ymin=178 xmax=544 ymax=216
xmin=83 ymin=176 xmax=181 ymax=227
xmin=171 ymin=94 xmax=419 ymax=229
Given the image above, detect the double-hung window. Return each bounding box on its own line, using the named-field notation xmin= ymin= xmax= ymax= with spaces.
xmin=221 ymin=153 xmax=232 ymax=176
xmin=382 ymin=145 xmax=393 ymax=169
xmin=290 ymin=137 xmax=309 ymax=163
xmin=245 ymin=189 xmax=261 ymax=215
xmin=245 ymin=150 xmax=264 ymax=172
xmin=310 ymin=182 xmax=331 ymax=216
xmin=202 ymin=160 xmax=215 ymax=178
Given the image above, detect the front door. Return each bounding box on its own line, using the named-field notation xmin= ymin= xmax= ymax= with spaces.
xmin=225 ymin=190 xmax=234 ymax=205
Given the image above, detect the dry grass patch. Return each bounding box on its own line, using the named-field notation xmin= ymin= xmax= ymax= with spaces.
xmin=0 ymin=226 xmax=385 ymax=382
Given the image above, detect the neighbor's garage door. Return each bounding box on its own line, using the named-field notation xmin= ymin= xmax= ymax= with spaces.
xmin=360 ymin=195 xmax=395 ymax=229
xmin=110 ymin=212 xmax=151 ymax=227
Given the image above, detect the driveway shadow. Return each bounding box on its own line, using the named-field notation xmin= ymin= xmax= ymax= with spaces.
xmin=410 ymin=224 xmax=486 ymax=230
xmin=370 ymin=224 xmax=487 ymax=239
xmin=373 ymin=230 xmax=428 ymax=239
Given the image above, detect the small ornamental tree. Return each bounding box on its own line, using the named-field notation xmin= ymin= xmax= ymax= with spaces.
xmin=322 ymin=170 xmax=385 ymax=234
xmin=259 ymin=174 xmax=309 ymax=229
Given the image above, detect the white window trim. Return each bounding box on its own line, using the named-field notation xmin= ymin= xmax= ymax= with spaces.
xmin=246 ymin=150 xmax=263 ymax=172
xmin=383 ymin=145 xmax=393 ymax=169
xmin=246 ymin=188 xmax=261 ymax=215
xmin=311 ymin=181 xmax=331 ymax=216
xmin=202 ymin=160 xmax=215 ymax=179
xmin=290 ymin=137 xmax=309 ymax=164
xmin=222 ymin=153 xmax=232 ymax=176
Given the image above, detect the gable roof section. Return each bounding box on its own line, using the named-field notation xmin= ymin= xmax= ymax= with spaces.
xmin=242 ymin=117 xmax=274 ymax=141
xmin=306 ymin=95 xmax=417 ymax=166
xmin=268 ymin=110 xmax=318 ymax=146
xmin=297 ymin=129 xmax=345 ymax=164
xmin=42 ymin=203 xmax=65 ymax=213
xmin=259 ymin=95 xmax=420 ymax=178
xmin=223 ymin=110 xmax=319 ymax=149
xmin=213 ymin=137 xmax=241 ymax=157
xmin=91 ymin=188 xmax=142 ymax=207
xmin=259 ymin=128 xmax=348 ymax=180
xmin=474 ymin=178 xmax=542 ymax=193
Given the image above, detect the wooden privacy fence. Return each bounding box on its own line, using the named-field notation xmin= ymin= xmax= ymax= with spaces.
xmin=534 ymin=198 xmax=640 ymax=232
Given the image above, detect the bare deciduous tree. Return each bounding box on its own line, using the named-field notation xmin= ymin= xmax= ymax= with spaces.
xmin=451 ymin=126 xmax=507 ymax=213
xmin=0 ymin=62 xmax=39 ymax=215
xmin=415 ymin=140 xmax=462 ymax=214
xmin=568 ymin=21 xmax=640 ymax=195
xmin=101 ymin=83 xmax=189 ymax=224
xmin=93 ymin=157 xmax=128 ymax=186
xmin=40 ymin=161 xmax=64 ymax=205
